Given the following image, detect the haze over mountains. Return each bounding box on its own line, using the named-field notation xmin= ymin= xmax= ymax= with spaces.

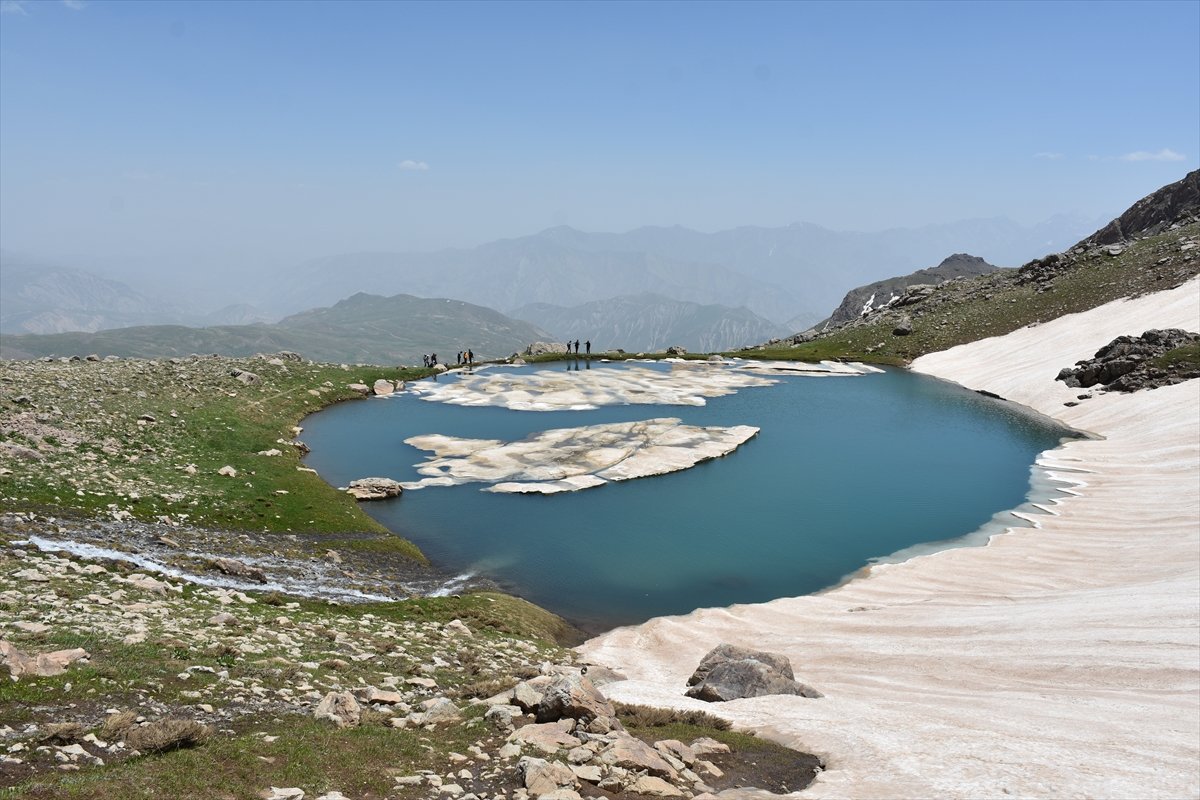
xmin=0 ymin=293 xmax=550 ymax=365
xmin=0 ymin=213 xmax=1107 ymax=360
xmin=3 ymin=214 xmax=1099 ymax=332
xmin=276 ymin=215 xmax=1100 ymax=326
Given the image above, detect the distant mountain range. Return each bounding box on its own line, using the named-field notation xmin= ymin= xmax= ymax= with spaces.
xmin=0 ymin=293 xmax=550 ymax=364
xmin=0 ymin=251 xmax=274 ymax=335
xmin=272 ymin=215 xmax=1100 ymax=327
xmin=510 ymin=293 xmax=790 ymax=353
xmin=2 ymin=215 xmax=1100 ymax=338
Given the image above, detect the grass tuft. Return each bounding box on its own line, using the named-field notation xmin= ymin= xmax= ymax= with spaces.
xmin=124 ymin=719 xmax=212 ymax=754
xmin=614 ymin=702 xmax=732 ymax=730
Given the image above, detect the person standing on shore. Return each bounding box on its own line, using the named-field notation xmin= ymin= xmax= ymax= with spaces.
xmin=585 ymin=340 xmax=591 ymax=356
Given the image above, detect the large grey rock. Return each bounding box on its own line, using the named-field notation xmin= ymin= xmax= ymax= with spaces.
xmin=597 ymin=734 xmax=679 ymax=779
xmin=535 ymin=672 xmax=616 ymax=726
xmin=313 ymin=691 xmax=361 ymax=728
xmin=419 ymin=697 xmax=462 ymax=725
xmin=210 ymin=557 xmax=267 ymax=583
xmin=507 ymin=719 xmax=581 ymax=755
xmin=344 ymin=477 xmax=403 ymax=501
xmin=0 ymin=640 xmax=89 ymax=679
xmin=518 ymin=756 xmax=578 ymax=795
xmin=372 ymin=379 xmax=395 ymax=396
xmin=525 ymin=342 xmax=569 ymax=356
xmin=685 ymin=643 xmax=821 ymax=702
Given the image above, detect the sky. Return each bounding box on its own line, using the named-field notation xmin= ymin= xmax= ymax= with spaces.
xmin=1 ymin=0 xmax=1197 ymax=276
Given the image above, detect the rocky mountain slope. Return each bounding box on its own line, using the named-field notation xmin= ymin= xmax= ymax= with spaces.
xmin=816 ymin=253 xmax=1000 ymax=331
xmin=0 ymin=293 xmax=551 ymax=364
xmin=511 ymin=293 xmax=789 ymax=353
xmin=755 ymin=171 xmax=1200 ymax=365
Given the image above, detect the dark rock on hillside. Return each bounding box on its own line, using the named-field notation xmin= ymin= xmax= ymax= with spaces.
xmin=820 ymin=253 xmax=999 ymax=330
xmin=1056 ymin=329 xmax=1200 ymax=392
xmin=1086 ymin=170 xmax=1200 ymax=246
xmin=685 ymin=643 xmax=822 ymax=702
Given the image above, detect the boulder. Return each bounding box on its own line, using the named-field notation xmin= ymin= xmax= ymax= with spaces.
xmin=372 ymin=379 xmax=395 ymax=396
xmin=419 ymin=697 xmax=463 ymax=725
xmin=685 ymin=643 xmax=821 ymax=702
xmin=313 ymin=691 xmax=361 ymax=728
xmin=507 ymin=719 xmax=581 ymax=754
xmin=0 ymin=640 xmax=89 ymax=679
xmin=344 ymin=477 xmax=403 ymax=501
xmin=484 ymin=704 xmax=523 ymax=732
xmin=535 ymin=672 xmax=617 ymax=727
xmin=346 ymin=383 xmax=371 ymax=395
xmin=666 ymin=345 xmax=687 ymax=356
xmin=892 ymin=316 xmax=913 ymax=336
xmin=597 ymin=734 xmax=679 ymax=779
xmin=512 ymin=679 xmax=547 ymax=712
xmin=628 ymin=775 xmax=684 ymax=797
xmin=231 ymin=369 xmax=260 ymax=384
xmin=210 ymin=557 xmax=267 ymax=584
xmin=518 ymin=756 xmax=578 ymax=796
xmin=525 ymin=342 xmax=569 ymax=356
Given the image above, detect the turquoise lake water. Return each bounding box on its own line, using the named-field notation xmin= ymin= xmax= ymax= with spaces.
xmin=301 ymin=362 xmax=1073 ymax=631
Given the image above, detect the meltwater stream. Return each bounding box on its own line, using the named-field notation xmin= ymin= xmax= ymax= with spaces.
xmin=302 ymin=361 xmax=1074 ymax=631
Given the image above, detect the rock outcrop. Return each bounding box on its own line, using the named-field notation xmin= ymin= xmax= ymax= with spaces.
xmin=1056 ymin=329 xmax=1200 ymax=392
xmin=685 ymin=643 xmax=822 ymax=702
xmin=343 ymin=477 xmax=403 ymax=501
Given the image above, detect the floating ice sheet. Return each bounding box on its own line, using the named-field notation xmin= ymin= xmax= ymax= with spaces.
xmin=400 ymin=417 xmax=759 ymax=494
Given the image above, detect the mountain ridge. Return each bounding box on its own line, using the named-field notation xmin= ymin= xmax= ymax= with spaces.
xmin=0 ymin=293 xmax=551 ymax=364
xmin=510 ymin=293 xmax=789 ymax=353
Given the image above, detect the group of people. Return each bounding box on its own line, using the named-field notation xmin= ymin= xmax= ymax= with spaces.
xmin=566 ymin=339 xmax=591 ymax=355
xmin=420 ymin=350 xmax=476 ymax=368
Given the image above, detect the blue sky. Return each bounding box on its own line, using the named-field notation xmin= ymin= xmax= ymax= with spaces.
xmin=1 ymin=0 xmax=1197 ymax=270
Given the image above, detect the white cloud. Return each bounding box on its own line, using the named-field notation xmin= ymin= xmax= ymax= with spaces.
xmin=398 ymin=160 xmax=430 ymax=171
xmin=62 ymin=0 xmax=86 ymax=9
xmin=1034 ymin=152 xmax=1063 ymax=160
xmin=1119 ymin=148 xmax=1186 ymax=162
xmin=0 ymin=1 xmax=29 ymax=15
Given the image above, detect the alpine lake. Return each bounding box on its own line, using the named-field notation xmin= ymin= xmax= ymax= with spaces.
xmin=301 ymin=359 xmax=1076 ymax=632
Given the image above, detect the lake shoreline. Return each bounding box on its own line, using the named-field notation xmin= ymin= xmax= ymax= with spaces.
xmin=578 ymin=278 xmax=1200 ymax=798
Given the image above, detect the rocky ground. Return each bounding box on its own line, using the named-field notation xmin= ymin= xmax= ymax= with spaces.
xmin=1 ymin=515 xmax=817 ymax=798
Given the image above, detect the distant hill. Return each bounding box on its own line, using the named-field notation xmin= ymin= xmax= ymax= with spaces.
xmin=0 ymin=293 xmax=551 ymax=364
xmin=0 ymin=252 xmax=185 ymax=334
xmin=510 ymin=293 xmax=789 ymax=353
xmin=274 ymin=215 xmax=1099 ymax=326
xmin=818 ymin=253 xmax=1000 ymax=331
